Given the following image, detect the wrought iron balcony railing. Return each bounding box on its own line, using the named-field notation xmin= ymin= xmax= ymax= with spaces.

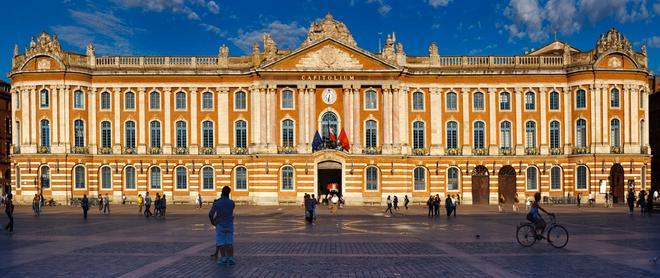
xmin=362 ymin=146 xmax=382 ymax=155
xmin=499 ymin=147 xmax=514 ymax=156
xmin=200 ymin=147 xmax=216 ymax=155
xmin=230 ymin=147 xmax=248 ymax=155
xmin=472 ymin=148 xmax=488 ymax=156
xmin=610 ymin=146 xmax=623 ymax=154
xmin=411 ymin=148 xmax=429 ymax=156
xmin=525 ymin=147 xmax=539 ymax=155
xmin=37 ymin=146 xmax=50 ymax=154
xmin=277 ymin=145 xmax=298 ymax=154
xmin=71 ymin=146 xmax=89 ymax=154
xmin=173 ymin=147 xmax=189 ymax=155
xmin=549 ymin=147 xmax=563 ymax=155
xmin=445 ymin=147 xmax=463 ymax=156
xmin=572 ymin=146 xmax=591 ymax=154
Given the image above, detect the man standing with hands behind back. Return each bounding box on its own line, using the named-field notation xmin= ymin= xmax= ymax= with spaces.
xmin=209 ymin=186 xmax=236 ymax=266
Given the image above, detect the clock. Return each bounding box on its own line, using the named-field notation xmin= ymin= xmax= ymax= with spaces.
xmin=322 ymin=88 xmax=337 ymax=104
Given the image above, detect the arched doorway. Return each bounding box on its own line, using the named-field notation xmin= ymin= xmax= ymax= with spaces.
xmin=471 ymin=165 xmax=489 ymax=204
xmin=610 ymin=164 xmax=625 ymax=203
xmin=498 ymin=165 xmax=516 ymax=203
xmin=318 ymin=161 xmax=342 ymax=203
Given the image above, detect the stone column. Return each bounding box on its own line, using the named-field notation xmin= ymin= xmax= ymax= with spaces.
xmin=539 ymin=88 xmax=548 ymax=155
xmin=30 ymin=87 xmax=36 ymax=148
xmin=10 ymin=89 xmax=17 ymax=150
xmin=268 ymin=87 xmax=277 ymax=153
xmin=259 ymin=88 xmax=267 ymax=151
xmin=342 ymin=86 xmax=351 ymax=144
xmin=623 ymin=85 xmax=631 ymax=152
xmin=642 ymin=89 xmax=650 ymax=153
xmin=189 ymin=88 xmax=199 ymax=154
xmin=514 ymin=88 xmax=523 ymax=155
xmin=63 ymin=86 xmax=71 ymax=152
xmin=88 ymin=88 xmax=97 ymax=154
xmin=461 ymin=88 xmax=471 ymax=154
xmin=163 ymin=88 xmax=172 ymax=154
xmin=399 ymin=87 xmax=409 ymax=154
xmin=630 ymin=86 xmax=639 ymax=147
xmin=113 ymin=87 xmax=121 ymax=154
xmin=562 ymin=87 xmax=572 ymax=154
xmin=594 ymin=84 xmax=605 ymax=153
xmin=589 ymin=84 xmax=597 ymax=153
xmin=429 ymin=88 xmax=442 ymax=155
xmin=600 ymin=84 xmax=609 ymax=152
xmin=309 ymin=87 xmax=316 ymax=145
xmin=392 ymin=87 xmax=400 ymax=153
xmin=50 ymin=86 xmax=60 ymax=151
xmin=382 ymin=87 xmax=393 ymax=154
xmin=297 ymin=86 xmax=306 ymax=153
xmin=217 ymin=87 xmax=230 ymax=154
xmin=250 ymin=87 xmax=261 ymax=150
xmin=20 ymin=89 xmax=29 ymax=150
xmin=138 ymin=88 xmax=146 ymax=154
xmin=488 ymin=88 xmax=498 ymax=154
xmin=303 ymin=88 xmax=310 ymax=146
xmin=352 ymin=87 xmax=361 ymax=153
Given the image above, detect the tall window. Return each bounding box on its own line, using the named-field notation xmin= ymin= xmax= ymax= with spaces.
xmin=202 ymin=92 xmax=214 ymax=110
xmin=525 ymin=121 xmax=536 ymax=148
xmin=576 ymin=165 xmax=588 ymax=189
xmin=100 ymin=92 xmax=111 ymax=110
xmin=175 ymin=121 xmax=187 ymax=148
xmin=234 ymin=91 xmax=246 ymax=110
xmin=125 ymin=121 xmax=136 ymax=149
xmin=281 ymin=119 xmax=294 ymax=147
xmin=40 ymin=166 xmax=50 ymax=189
xmin=176 ymin=167 xmax=187 ymax=189
xmin=150 ymin=121 xmax=161 ymax=148
xmin=74 ymin=90 xmax=84 ymax=108
xmin=550 ymin=121 xmax=560 ymax=149
xmin=74 ymin=120 xmax=85 ymax=147
xmin=524 ymin=91 xmax=535 ymax=110
xmin=74 ymin=165 xmax=85 ymax=189
xmin=549 ymin=91 xmax=559 ymax=110
xmin=281 ymin=166 xmax=294 ymax=190
xmin=235 ymin=166 xmax=247 ymax=190
xmin=500 ymin=121 xmax=512 ymax=149
xmin=15 ymin=166 xmax=20 ymax=189
xmin=281 ymin=90 xmax=294 ymax=109
xmin=202 ymin=167 xmax=214 ymax=190
xmin=550 ymin=166 xmax=561 ymax=190
xmin=576 ymin=89 xmax=586 ymax=108
xmin=499 ymin=92 xmax=511 ymax=110
xmin=365 ymin=90 xmax=377 ymax=109
xmin=610 ymin=88 xmax=620 ymax=108
xmin=202 ymin=121 xmax=214 ymax=148
xmin=412 ymin=121 xmax=425 ymax=149
xmin=576 ymin=119 xmax=587 ymax=147
xmin=149 ymin=91 xmax=160 ymax=110
xmin=124 ymin=92 xmax=135 ymax=110
xmin=365 ymin=166 xmax=378 ymax=191
xmin=446 ymin=121 xmax=458 ymax=149
xmin=40 ymin=89 xmax=49 ymax=108
xmin=413 ymin=167 xmax=426 ymax=191
xmin=473 ymin=92 xmax=484 ymax=110
xmin=101 ymin=166 xmax=112 ymax=189
xmin=365 ymin=120 xmax=377 ymax=148
xmin=175 ymin=92 xmax=186 ymax=109
xmin=320 ymin=112 xmax=338 ymax=140
xmin=473 ymin=121 xmax=485 ymax=149
xmin=101 ymin=121 xmax=112 ymax=148
xmin=235 ymin=120 xmax=247 ymax=148
xmin=446 ymin=92 xmax=457 ymax=110
xmin=40 ymin=119 xmax=50 ymax=147
xmin=447 ymin=167 xmax=460 ymax=190
xmin=150 ymin=167 xmax=161 ymax=189
xmin=125 ymin=166 xmax=136 ymax=189
xmin=526 ymin=167 xmax=538 ymax=190
xmin=412 ymin=91 xmax=424 ymax=110
xmin=610 ymin=119 xmax=621 ymax=147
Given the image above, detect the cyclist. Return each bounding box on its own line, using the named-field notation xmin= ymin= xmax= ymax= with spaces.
xmin=528 ymin=192 xmax=554 ymax=237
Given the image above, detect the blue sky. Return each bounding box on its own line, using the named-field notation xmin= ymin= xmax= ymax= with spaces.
xmin=2 ymin=0 xmax=659 ymax=82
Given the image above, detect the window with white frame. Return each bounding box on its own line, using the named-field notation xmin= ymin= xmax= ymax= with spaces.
xmin=576 ymin=165 xmax=588 ymax=189
xmin=202 ymin=167 xmax=214 ymax=190
xmin=447 ymin=167 xmax=460 ymax=190
xmin=365 ymin=120 xmax=377 ymax=148
xmin=446 ymin=121 xmax=458 ymax=149
xmin=576 ymin=119 xmax=587 ymax=147
xmin=365 ymin=166 xmax=378 ymax=191
xmin=175 ymin=121 xmax=187 ymax=148
xmin=202 ymin=91 xmax=214 ymax=110
xmin=74 ymin=165 xmax=85 ymax=189
xmin=235 ymin=120 xmax=247 ymax=148
xmin=149 ymin=91 xmax=160 ymax=110
xmin=412 ymin=91 xmax=424 ymax=110
xmin=413 ymin=167 xmax=426 ymax=191
xmin=281 ymin=119 xmax=294 ymax=147
xmin=124 ymin=92 xmax=135 ymax=110
xmin=550 ymin=121 xmax=560 ymax=149
xmin=365 ymin=90 xmax=377 ymax=110
xmin=176 ymin=166 xmax=187 ymax=189
xmin=40 ymin=89 xmax=49 ymax=108
xmin=40 ymin=119 xmax=50 ymax=147
xmin=125 ymin=121 xmax=136 ymax=149
xmin=500 ymin=121 xmax=512 ymax=149
xmin=234 ymin=91 xmax=246 ymax=110
xmin=473 ymin=121 xmax=485 ymax=149
xmin=526 ymin=167 xmax=538 ymax=190
xmin=74 ymin=120 xmax=85 ymax=147
xmin=235 ymin=166 xmax=247 ymax=190
xmin=281 ymin=166 xmax=294 ymax=190
xmin=576 ymin=89 xmax=586 ymax=108
xmin=150 ymin=167 xmax=161 ymax=189
xmin=101 ymin=166 xmax=112 ymax=189
xmin=525 ymin=91 xmax=535 ymax=110
xmin=100 ymin=92 xmax=111 ymax=110
xmin=150 ymin=121 xmax=161 ymax=148
xmin=473 ymin=92 xmax=484 ymax=110
xmin=101 ymin=121 xmax=112 ymax=148
xmin=446 ymin=92 xmax=457 ymax=110
xmin=610 ymin=88 xmax=620 ymax=108
xmin=610 ymin=119 xmax=621 ymax=147
xmin=40 ymin=166 xmax=50 ymax=189
xmin=281 ymin=90 xmax=294 ymax=109
xmin=549 ymin=91 xmax=559 ymax=110
xmin=412 ymin=121 xmax=425 ymax=149
xmin=175 ymin=92 xmax=186 ymax=110
xmin=550 ymin=166 xmax=561 ymax=190
xmin=525 ymin=121 xmax=536 ymax=148
xmin=202 ymin=121 xmax=214 ymax=148
xmin=499 ymin=92 xmax=511 ymax=110
xmin=74 ymin=90 xmax=84 ymax=108
xmin=125 ymin=166 xmax=136 ymax=189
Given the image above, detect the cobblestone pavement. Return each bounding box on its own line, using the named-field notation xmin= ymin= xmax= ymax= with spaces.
xmin=1 ymin=204 xmax=659 ymax=277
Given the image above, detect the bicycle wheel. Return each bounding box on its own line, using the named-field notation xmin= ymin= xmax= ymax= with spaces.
xmin=516 ymin=224 xmax=537 ymax=247
xmin=547 ymin=224 xmax=569 ymax=248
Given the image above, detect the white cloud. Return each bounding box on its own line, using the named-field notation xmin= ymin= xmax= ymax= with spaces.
xmin=545 ymin=0 xmax=580 ymax=35
xmin=503 ymin=0 xmax=546 ymax=41
xmin=655 ymin=2 xmax=660 ymax=14
xmin=230 ymin=21 xmax=307 ymax=53
xmin=113 ymin=0 xmax=200 ymax=21
xmin=427 ymin=0 xmax=452 ymax=8
xmin=52 ymin=10 xmax=134 ymax=54
xmin=366 ymin=0 xmax=392 ymax=16
xmin=578 ymin=0 xmax=650 ymax=23
xmin=646 ymin=35 xmax=660 ymax=48
xmin=207 ymin=1 xmax=219 ymax=14
xmin=201 ymin=23 xmax=225 ymax=37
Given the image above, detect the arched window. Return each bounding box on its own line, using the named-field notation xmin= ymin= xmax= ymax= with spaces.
xmin=149 ymin=91 xmax=160 ymax=110
xmin=365 ymin=120 xmax=377 ymax=148
xmin=525 ymin=121 xmax=536 ymax=148
xmin=234 ymin=91 xmax=246 ymax=110
xmin=412 ymin=91 xmax=424 ymax=110
xmin=446 ymin=121 xmax=458 ymax=149
xmin=40 ymin=89 xmax=49 ymax=108
xmin=40 ymin=119 xmax=50 ymax=147
xmin=549 ymin=91 xmax=559 ymax=110
xmin=150 ymin=167 xmax=161 ymax=189
xmin=447 ymin=167 xmax=460 ymax=190
xmin=281 ymin=166 xmax=294 ymax=190
xmin=176 ymin=166 xmax=187 ymax=189
xmin=576 ymin=89 xmax=586 ymax=108
xmin=175 ymin=91 xmax=186 ymax=109
xmin=175 ymin=121 xmax=187 ymax=148
xmin=100 ymin=91 xmax=111 ymax=110
xmin=473 ymin=92 xmax=484 ymax=110
xmin=610 ymin=119 xmax=621 ymax=147
xmin=550 ymin=121 xmax=561 ymax=149
xmin=74 ymin=90 xmax=84 ymax=108
xmin=365 ymin=166 xmax=378 ymax=191
xmin=473 ymin=121 xmax=485 ymax=149
xmin=235 ymin=120 xmax=247 ymax=148
xmin=320 ymin=112 xmax=338 ymax=140
xmin=281 ymin=119 xmax=294 ymax=147
xmin=100 ymin=166 xmax=112 ymax=189
xmin=74 ymin=119 xmax=85 ymax=147
xmin=202 ymin=91 xmax=214 ymax=110
xmin=412 ymin=121 xmax=425 ymax=149
xmin=446 ymin=92 xmax=457 ymax=110
xmin=125 ymin=121 xmax=136 ymax=149
xmin=150 ymin=121 xmax=161 ymax=148
xmin=499 ymin=92 xmax=511 ymax=110
xmin=576 ymin=165 xmax=588 ymax=189
xmin=235 ymin=166 xmax=247 ymax=190
xmin=101 ymin=121 xmax=112 ymax=148
xmin=610 ymin=88 xmax=620 ymax=108
xmin=125 ymin=166 xmax=136 ymax=189
xmin=40 ymin=165 xmax=50 ymax=189
xmin=124 ymin=92 xmax=135 ymax=110
xmin=281 ymin=89 xmax=294 ymax=109
xmin=576 ymin=119 xmax=587 ymax=148
xmin=202 ymin=167 xmax=214 ymax=190
xmin=525 ymin=91 xmax=535 ymax=110
xmin=500 ymin=121 xmax=512 ymax=149
xmin=526 ymin=167 xmax=538 ymax=190
xmin=74 ymin=165 xmax=85 ymax=189
xmin=202 ymin=121 xmax=214 ymax=148
xmin=413 ymin=167 xmax=426 ymax=191
xmin=365 ymin=90 xmax=377 ymax=109
xmin=550 ymin=166 xmax=562 ymax=190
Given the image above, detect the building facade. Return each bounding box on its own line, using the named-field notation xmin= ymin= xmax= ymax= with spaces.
xmin=8 ymin=15 xmax=653 ymax=205
xmin=0 ymin=81 xmax=11 ymax=196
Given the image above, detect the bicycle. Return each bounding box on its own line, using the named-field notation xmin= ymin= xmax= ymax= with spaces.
xmin=516 ymin=214 xmax=569 ymax=248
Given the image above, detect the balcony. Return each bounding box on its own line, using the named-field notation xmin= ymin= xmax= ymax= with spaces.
xmin=71 ymin=146 xmax=89 ymax=154
xmin=362 ymin=146 xmax=382 ymax=155
xmin=37 ymin=146 xmax=50 ymax=154
xmin=445 ymin=147 xmax=463 ymax=156
xmin=499 ymin=147 xmax=515 ymax=156
xmin=277 ymin=145 xmax=298 ymax=154
xmin=472 ymin=148 xmax=488 ymax=156
xmin=525 ymin=147 xmax=539 ymax=155
xmin=173 ymin=147 xmax=189 ymax=155
xmin=572 ymin=146 xmax=591 ymax=154
xmin=549 ymin=147 xmax=563 ymax=155
xmin=122 ymin=147 xmax=137 ymax=155
xmin=230 ymin=147 xmax=248 ymax=155
xmin=411 ymin=148 xmax=429 ymax=156
xmin=610 ymin=146 xmax=623 ymax=154
xmin=99 ymin=147 xmax=113 ymax=154
xmin=148 ymin=147 xmax=161 ymax=155
xmin=200 ymin=147 xmax=216 ymax=155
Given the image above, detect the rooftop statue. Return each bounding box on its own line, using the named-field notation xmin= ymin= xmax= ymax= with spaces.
xmin=301 ymin=13 xmax=357 ymax=47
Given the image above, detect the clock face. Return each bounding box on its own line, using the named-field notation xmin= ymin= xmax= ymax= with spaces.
xmin=322 ymin=88 xmax=337 ymax=104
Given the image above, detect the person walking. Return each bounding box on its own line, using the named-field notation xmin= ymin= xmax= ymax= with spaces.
xmin=513 ymin=193 xmax=519 ymax=212
xmin=32 ymin=193 xmax=40 ymax=216
xmin=4 ymin=193 xmax=13 ymax=233
xmin=304 ymin=194 xmax=315 ymax=223
xmin=103 ymin=194 xmax=110 ymax=214
xmin=433 ymin=195 xmax=440 ymax=217
xmin=627 ymin=189 xmax=635 ymax=215
xmin=98 ymin=194 xmax=103 ymax=214
xmin=209 ymin=186 xmax=236 ymax=266
xmin=427 ymin=196 xmax=433 ymax=217
xmin=639 ymin=190 xmax=647 ymax=216
xmin=39 ymin=193 xmax=45 ymax=212
xmin=451 ymin=195 xmax=457 ymax=217
xmin=384 ymin=195 xmax=393 ymax=216
xmin=404 ymin=195 xmax=410 ymax=210
xmin=144 ymin=192 xmax=153 ymax=217
xmin=196 ymin=194 xmax=203 ymax=209
xmin=330 ymin=194 xmax=339 ymax=214
xmin=445 ymin=195 xmax=453 ymax=217
xmin=393 ymin=196 xmax=399 ymax=211
xmin=154 ymin=193 xmax=161 ymax=217
xmin=122 ymin=194 xmax=127 ymax=205
xmin=161 ymin=194 xmax=167 ymax=216
xmin=137 ymin=194 xmax=144 ymax=215
xmin=498 ymin=194 xmax=505 ymax=213
xmin=577 ymin=193 xmax=582 ymax=208
xmin=81 ymin=194 xmax=89 ymax=220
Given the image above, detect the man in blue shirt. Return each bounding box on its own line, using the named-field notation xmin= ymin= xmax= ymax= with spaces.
xmin=209 ymin=186 xmax=235 ymax=265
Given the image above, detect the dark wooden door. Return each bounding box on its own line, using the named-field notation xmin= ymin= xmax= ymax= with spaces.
xmin=610 ymin=164 xmax=625 ymax=203
xmin=498 ymin=165 xmax=517 ymax=203
xmin=471 ymin=165 xmax=489 ymax=204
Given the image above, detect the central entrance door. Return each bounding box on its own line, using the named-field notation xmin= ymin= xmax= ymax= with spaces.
xmin=471 ymin=165 xmax=489 ymax=204
xmin=317 ymin=161 xmax=342 ymax=201
xmin=610 ymin=164 xmax=625 ymax=203
xmin=498 ymin=165 xmax=517 ymax=203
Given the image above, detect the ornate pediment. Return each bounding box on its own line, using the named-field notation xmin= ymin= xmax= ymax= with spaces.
xmin=296 ymin=45 xmax=363 ymax=70
xmin=26 ymin=32 xmax=63 ymax=58
xmin=595 ymin=28 xmax=632 ymax=57
xmin=302 ymin=13 xmax=357 ymax=48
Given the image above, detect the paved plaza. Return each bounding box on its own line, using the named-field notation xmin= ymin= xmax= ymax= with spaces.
xmin=1 ymin=204 xmax=659 ymax=277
